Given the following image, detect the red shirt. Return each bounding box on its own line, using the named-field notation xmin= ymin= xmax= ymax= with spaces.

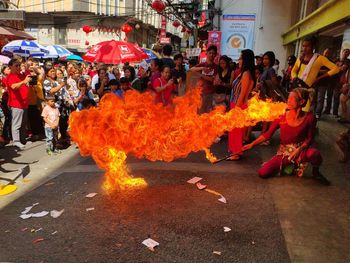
xmin=6 ymin=72 xmax=29 ymax=109
xmin=263 ymin=112 xmax=316 ymax=147
xmin=153 ymin=77 xmax=176 ymax=105
xmin=197 ymin=62 xmax=218 ymax=94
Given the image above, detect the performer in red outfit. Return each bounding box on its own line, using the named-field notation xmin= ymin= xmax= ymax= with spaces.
xmin=242 ymin=88 xmax=330 ymax=185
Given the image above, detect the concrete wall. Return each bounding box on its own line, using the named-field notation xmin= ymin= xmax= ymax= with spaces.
xmin=217 ymin=0 xmax=294 ymax=67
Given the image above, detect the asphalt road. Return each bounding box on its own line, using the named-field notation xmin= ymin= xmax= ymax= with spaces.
xmin=0 ymin=139 xmax=291 ymax=263
xmin=0 ymin=115 xmax=349 ymax=263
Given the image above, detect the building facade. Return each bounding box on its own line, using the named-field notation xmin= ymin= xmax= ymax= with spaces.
xmin=282 ymin=0 xmax=350 ymax=60
xmin=215 ymin=0 xmax=295 ymax=65
xmin=15 ymin=0 xmax=182 ymax=53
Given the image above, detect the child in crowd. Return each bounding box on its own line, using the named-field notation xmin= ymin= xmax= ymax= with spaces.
xmin=119 ymin=77 xmax=131 ymax=93
xmin=74 ymin=79 xmax=95 ymax=110
xmin=109 ymin=79 xmax=123 ymax=98
xmin=41 ymin=94 xmax=60 ymax=155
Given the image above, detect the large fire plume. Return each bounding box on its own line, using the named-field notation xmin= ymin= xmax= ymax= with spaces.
xmin=69 ymin=89 xmax=286 ymax=191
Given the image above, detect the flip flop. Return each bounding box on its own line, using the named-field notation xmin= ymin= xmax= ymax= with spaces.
xmin=0 ymin=184 xmax=17 ymax=196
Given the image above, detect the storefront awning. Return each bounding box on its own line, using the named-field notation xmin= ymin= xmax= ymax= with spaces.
xmin=282 ymin=0 xmax=350 ymax=45
xmin=0 ymin=26 xmax=35 ymax=40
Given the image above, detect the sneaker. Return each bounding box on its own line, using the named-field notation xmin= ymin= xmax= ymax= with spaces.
xmin=53 ymin=149 xmax=61 ymax=154
xmin=46 ymin=149 xmax=54 ymax=156
xmin=315 ymin=114 xmax=321 ymax=120
xmin=13 ymin=142 xmax=25 ymax=150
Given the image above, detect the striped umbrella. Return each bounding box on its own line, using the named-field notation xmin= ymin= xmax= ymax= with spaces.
xmin=44 ymin=45 xmax=73 ymax=58
xmin=142 ymin=48 xmax=161 ymax=62
xmin=1 ymin=40 xmax=49 ymax=57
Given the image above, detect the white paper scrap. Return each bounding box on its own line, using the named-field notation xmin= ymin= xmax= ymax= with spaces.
xmin=187 ymin=177 xmax=202 ymax=184
xmin=19 ymin=214 xmax=33 ymax=219
xmin=31 ymin=211 xmax=49 ymax=218
xmin=21 ymin=203 xmax=39 ymax=214
xmin=224 ymin=227 xmax=231 ymax=232
xmin=196 ymin=182 xmax=207 ymax=190
xmin=213 ymin=251 xmax=222 ymax=255
xmin=218 ymin=196 xmax=227 ymax=204
xmin=86 ymin=207 xmax=95 ymax=211
xmin=51 ymin=231 xmax=58 ymax=235
xmin=50 ymin=209 xmax=64 ymax=218
xmin=142 ymin=238 xmax=159 ymax=249
xmin=86 ymin=193 xmax=97 ymax=198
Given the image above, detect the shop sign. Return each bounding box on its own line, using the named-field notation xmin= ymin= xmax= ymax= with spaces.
xmin=220 ymin=14 xmax=255 ymax=60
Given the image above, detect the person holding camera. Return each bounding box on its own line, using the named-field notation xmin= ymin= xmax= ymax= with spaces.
xmin=27 ymin=63 xmax=45 ymax=141
xmin=43 ymin=68 xmax=71 ymax=146
xmin=6 ymin=59 xmax=32 ymax=150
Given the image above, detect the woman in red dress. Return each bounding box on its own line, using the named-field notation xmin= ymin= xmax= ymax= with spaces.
xmin=242 ymin=88 xmax=330 ymax=185
xmin=227 ymin=49 xmax=255 ymax=160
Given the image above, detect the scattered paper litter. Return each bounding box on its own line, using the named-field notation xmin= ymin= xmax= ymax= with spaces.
xmin=35 ymin=228 xmax=43 ymax=233
xmin=50 ymin=209 xmax=64 ymax=218
xmin=218 ymin=196 xmax=227 ymax=204
xmin=86 ymin=193 xmax=97 ymax=198
xmin=20 ymin=214 xmax=33 ymax=219
xmin=45 ymin=182 xmax=55 ymax=186
xmin=31 ymin=211 xmax=49 ymax=218
xmin=51 ymin=231 xmax=58 ymax=235
xmin=213 ymin=251 xmax=222 ymax=255
xmin=142 ymin=238 xmax=159 ymax=251
xmin=32 ymin=238 xmax=44 ymax=244
xmin=21 ymin=227 xmax=28 ymax=232
xmin=21 ymin=203 xmax=39 ymax=214
xmin=196 ymin=182 xmax=207 ymax=190
xmin=223 ymin=227 xmax=231 ymax=232
xmin=187 ymin=177 xmax=202 ymax=184
xmin=86 ymin=207 xmax=95 ymax=211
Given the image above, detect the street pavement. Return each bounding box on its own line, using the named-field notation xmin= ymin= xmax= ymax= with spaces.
xmin=0 ymin=115 xmax=349 ymax=263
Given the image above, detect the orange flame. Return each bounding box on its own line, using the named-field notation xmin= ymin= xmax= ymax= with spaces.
xmin=69 ymin=89 xmax=286 ymax=191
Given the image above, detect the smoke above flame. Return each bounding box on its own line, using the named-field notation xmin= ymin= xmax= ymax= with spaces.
xmin=69 ymin=89 xmax=286 ymax=191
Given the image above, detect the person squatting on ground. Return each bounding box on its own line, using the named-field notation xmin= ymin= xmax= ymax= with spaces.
xmin=41 ymin=94 xmax=60 ymax=155
xmin=242 ymin=88 xmax=331 ymax=185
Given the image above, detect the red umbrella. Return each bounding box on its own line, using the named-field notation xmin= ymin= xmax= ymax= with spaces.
xmin=83 ymin=40 xmax=149 ymax=64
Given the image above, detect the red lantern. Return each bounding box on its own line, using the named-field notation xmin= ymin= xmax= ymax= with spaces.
xmin=82 ymin=25 xmax=92 ymax=34
xmin=181 ymin=27 xmax=186 ymax=33
xmin=121 ymin=23 xmax=133 ymax=34
xmin=151 ymin=0 xmax=166 ymax=13
xmin=186 ymin=29 xmax=192 ymax=34
xmin=85 ymin=40 xmax=89 ymax=46
xmin=172 ymin=20 xmax=180 ymax=28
